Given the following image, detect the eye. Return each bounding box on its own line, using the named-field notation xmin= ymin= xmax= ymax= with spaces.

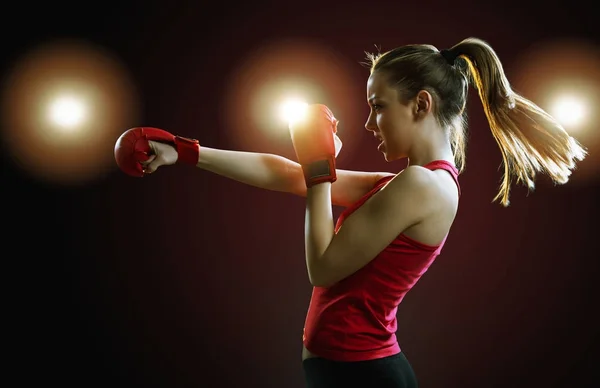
xmin=371 ymin=104 xmax=383 ymax=112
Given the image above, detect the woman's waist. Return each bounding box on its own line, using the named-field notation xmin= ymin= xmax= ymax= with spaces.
xmin=302 ymin=345 xmax=319 ymax=361
xmin=301 ymin=341 xmax=400 ymax=362
xmin=306 ymin=297 xmax=399 ymax=329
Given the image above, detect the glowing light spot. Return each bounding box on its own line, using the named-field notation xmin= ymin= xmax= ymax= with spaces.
xmin=280 ymin=99 xmax=308 ymax=124
xmin=550 ymin=95 xmax=587 ymax=129
xmin=0 ymin=39 xmax=140 ymax=185
xmin=48 ymin=96 xmax=86 ymax=129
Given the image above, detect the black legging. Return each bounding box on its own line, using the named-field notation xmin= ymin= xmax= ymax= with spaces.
xmin=302 ymin=352 xmax=418 ymax=388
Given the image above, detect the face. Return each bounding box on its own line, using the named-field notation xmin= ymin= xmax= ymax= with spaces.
xmin=365 ymin=71 xmax=416 ymax=162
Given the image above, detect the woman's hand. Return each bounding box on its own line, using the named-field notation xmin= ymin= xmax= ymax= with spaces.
xmin=140 ymin=141 xmax=179 ymax=174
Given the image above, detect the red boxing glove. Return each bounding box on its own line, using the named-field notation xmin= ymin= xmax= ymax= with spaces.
xmin=114 ymin=127 xmax=200 ymax=177
xmin=289 ymin=104 xmax=338 ymax=188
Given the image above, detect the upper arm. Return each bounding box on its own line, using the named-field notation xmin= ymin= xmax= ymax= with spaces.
xmin=312 ymin=166 xmax=440 ymax=287
xmin=288 ymin=166 xmax=395 ymax=207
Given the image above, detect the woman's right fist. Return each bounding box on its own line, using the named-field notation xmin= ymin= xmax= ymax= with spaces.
xmin=114 ymin=127 xmax=200 ymax=177
xmin=141 ymin=141 xmax=178 ymax=174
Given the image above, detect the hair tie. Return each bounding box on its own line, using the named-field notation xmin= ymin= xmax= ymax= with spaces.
xmin=440 ymin=49 xmax=459 ymax=65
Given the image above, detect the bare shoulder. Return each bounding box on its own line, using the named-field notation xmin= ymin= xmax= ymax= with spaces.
xmin=381 ymin=165 xmax=459 ymax=245
xmin=379 ymin=165 xmax=456 ymax=218
xmin=385 ymin=165 xmax=437 ymax=191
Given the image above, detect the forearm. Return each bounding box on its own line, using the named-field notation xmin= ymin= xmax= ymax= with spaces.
xmin=304 ymin=183 xmax=335 ymax=285
xmin=196 ymin=146 xmax=304 ymax=194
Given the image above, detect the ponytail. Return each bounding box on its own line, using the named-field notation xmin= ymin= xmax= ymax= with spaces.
xmin=450 ymin=38 xmax=587 ymax=206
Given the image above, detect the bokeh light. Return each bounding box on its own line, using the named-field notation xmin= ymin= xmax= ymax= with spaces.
xmin=511 ymin=38 xmax=600 ymax=184
xmin=279 ymin=99 xmax=309 ymax=125
xmin=1 ymin=39 xmax=140 ymax=185
xmin=48 ymin=96 xmax=87 ymax=129
xmin=221 ymin=39 xmax=364 ymax=157
xmin=549 ymin=95 xmax=587 ymax=129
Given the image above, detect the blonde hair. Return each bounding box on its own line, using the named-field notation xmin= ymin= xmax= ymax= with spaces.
xmin=366 ymin=37 xmax=587 ymax=206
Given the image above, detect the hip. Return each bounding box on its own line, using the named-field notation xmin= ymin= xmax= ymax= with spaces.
xmin=303 ymin=345 xmax=319 ymax=361
xmin=302 ymin=351 xmax=418 ymax=388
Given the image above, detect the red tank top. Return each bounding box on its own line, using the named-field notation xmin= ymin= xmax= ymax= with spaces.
xmin=302 ymin=160 xmax=460 ymax=361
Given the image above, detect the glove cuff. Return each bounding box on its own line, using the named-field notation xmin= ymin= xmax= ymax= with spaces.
xmin=302 ymin=157 xmax=337 ymax=188
xmin=174 ymin=136 xmax=200 ymax=166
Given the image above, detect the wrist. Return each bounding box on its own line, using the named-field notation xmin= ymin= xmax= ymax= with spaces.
xmin=174 ymin=136 xmax=200 ymax=166
xmin=302 ymin=157 xmax=337 ymax=188
xmin=307 ymin=181 xmax=332 ymax=193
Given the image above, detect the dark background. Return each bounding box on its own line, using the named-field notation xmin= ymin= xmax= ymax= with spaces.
xmin=3 ymin=1 xmax=599 ymax=387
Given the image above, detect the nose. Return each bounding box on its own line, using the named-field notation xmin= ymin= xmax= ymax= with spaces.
xmin=365 ymin=111 xmax=377 ymax=132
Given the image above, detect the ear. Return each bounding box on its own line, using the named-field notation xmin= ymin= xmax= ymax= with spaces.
xmin=414 ymin=90 xmax=433 ymax=117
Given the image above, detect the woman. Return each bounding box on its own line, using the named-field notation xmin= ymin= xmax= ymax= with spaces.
xmin=118 ymin=37 xmax=586 ymax=387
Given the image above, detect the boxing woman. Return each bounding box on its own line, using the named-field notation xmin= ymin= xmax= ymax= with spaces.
xmin=114 ymin=37 xmax=586 ymax=387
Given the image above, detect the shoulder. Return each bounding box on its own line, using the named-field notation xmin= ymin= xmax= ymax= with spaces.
xmin=376 ymin=165 xmax=445 ymax=218
xmin=385 ymin=165 xmax=439 ymax=193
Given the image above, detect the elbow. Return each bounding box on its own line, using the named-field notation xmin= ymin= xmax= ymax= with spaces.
xmin=307 ymin=253 xmax=339 ymax=288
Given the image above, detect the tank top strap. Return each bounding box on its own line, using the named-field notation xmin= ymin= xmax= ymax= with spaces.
xmin=424 ymin=160 xmax=461 ymax=196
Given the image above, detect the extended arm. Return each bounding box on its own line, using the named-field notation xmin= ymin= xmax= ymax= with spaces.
xmin=113 ymin=126 xmax=394 ymax=206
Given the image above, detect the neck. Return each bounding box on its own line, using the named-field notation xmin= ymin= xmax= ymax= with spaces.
xmin=406 ymin=124 xmax=455 ymax=167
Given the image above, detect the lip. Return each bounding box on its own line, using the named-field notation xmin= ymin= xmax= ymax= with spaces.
xmin=373 ymin=133 xmax=384 ymax=151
